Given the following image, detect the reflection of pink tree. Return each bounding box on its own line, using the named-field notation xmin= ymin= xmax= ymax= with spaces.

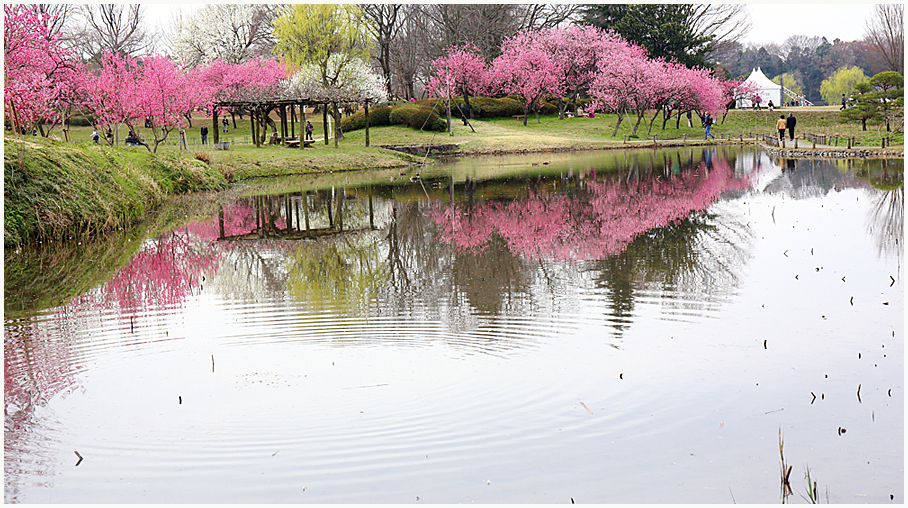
xmin=103 ymin=230 xmax=224 ymax=312
xmin=432 ymin=158 xmax=751 ymax=261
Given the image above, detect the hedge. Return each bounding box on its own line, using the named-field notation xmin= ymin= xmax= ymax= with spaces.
xmin=388 ymin=104 xmax=447 ymax=131
xmin=340 ymin=106 xmax=393 ymax=131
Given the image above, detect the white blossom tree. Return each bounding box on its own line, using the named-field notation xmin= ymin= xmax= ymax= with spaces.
xmin=171 ymin=4 xmax=277 ymax=68
xmin=282 ymin=56 xmax=387 ymax=145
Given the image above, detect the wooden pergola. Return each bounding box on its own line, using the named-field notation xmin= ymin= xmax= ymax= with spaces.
xmin=212 ymin=96 xmax=375 ymax=149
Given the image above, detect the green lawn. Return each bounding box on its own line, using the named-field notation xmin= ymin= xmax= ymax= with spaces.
xmin=33 ymin=105 xmax=905 ymax=181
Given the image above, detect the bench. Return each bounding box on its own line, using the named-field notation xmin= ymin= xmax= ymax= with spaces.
xmin=286 ymin=138 xmax=318 ymax=148
xmin=512 ymin=115 xmax=526 ymax=120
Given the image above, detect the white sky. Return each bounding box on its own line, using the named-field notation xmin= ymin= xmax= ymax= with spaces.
xmin=142 ymin=2 xmax=881 ymax=49
xmin=741 ymin=2 xmax=876 ymax=46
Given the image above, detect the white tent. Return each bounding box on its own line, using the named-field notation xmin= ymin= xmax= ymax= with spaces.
xmin=736 ymin=68 xmax=782 ymax=109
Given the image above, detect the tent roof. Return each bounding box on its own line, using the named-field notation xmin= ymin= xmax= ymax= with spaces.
xmin=744 ymin=68 xmax=781 ymax=89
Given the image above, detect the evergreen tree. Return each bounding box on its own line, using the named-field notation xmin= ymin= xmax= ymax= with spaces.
xmin=581 ymin=4 xmax=713 ymax=68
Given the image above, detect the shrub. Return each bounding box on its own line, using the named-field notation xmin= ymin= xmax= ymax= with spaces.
xmin=340 ymin=106 xmax=393 ymax=131
xmin=469 ymin=97 xmax=524 ymax=118
xmin=389 ymin=104 xmax=447 ymax=131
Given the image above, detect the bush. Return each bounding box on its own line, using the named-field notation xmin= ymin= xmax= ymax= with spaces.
xmin=66 ymin=114 xmax=95 ymax=127
xmin=468 ymin=97 xmax=525 ymax=118
xmin=340 ymin=106 xmax=393 ymax=131
xmin=389 ymin=104 xmax=447 ymax=131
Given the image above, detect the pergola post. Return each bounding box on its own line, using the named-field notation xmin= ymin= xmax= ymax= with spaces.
xmin=279 ymin=104 xmax=288 ymax=142
xmin=290 ymin=105 xmax=296 ymax=140
xmin=250 ymin=108 xmax=259 ymax=147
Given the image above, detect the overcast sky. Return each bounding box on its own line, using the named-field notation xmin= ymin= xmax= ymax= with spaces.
xmin=741 ymin=3 xmax=875 ymax=46
xmin=143 ymin=2 xmax=880 ymax=49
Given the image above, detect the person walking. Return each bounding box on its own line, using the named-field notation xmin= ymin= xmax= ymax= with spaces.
xmin=305 ymin=121 xmax=313 ymax=141
xmin=776 ymin=114 xmax=787 ymax=141
xmin=786 ymin=112 xmax=796 ymax=141
xmin=841 ymin=94 xmax=847 ymax=110
xmin=703 ymin=113 xmax=715 ymax=140
xmin=222 ymin=117 xmax=229 ymax=134
xmin=200 ymin=125 xmax=208 ymax=145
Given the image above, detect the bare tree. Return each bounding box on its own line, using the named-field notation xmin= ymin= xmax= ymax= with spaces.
xmin=390 ymin=5 xmax=432 ymax=99
xmin=364 ymin=4 xmax=411 ymax=98
xmin=36 ymin=4 xmax=75 ymax=37
xmin=689 ymin=4 xmax=751 ymax=48
xmin=421 ymin=4 xmax=521 ymax=60
xmin=781 ymin=35 xmax=825 ymax=56
xmin=864 ymin=3 xmax=904 ymax=74
xmin=77 ymin=4 xmax=151 ymax=64
xmin=514 ymin=4 xmax=580 ymax=31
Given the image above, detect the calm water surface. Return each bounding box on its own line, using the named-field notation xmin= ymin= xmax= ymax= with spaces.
xmin=4 ymin=147 xmax=903 ymax=503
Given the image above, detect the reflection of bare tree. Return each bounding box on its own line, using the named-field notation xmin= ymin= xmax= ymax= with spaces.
xmin=868 ymin=186 xmax=904 ymax=262
xmin=588 ymin=208 xmax=754 ymax=335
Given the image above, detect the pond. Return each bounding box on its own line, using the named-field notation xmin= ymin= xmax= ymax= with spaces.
xmin=4 ymin=147 xmax=903 ymax=503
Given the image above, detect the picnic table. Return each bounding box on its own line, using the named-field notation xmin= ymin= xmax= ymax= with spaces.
xmin=285 ymin=138 xmax=321 ymax=148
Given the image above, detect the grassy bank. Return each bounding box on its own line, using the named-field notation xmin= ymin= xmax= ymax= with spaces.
xmin=4 ymin=137 xmax=228 ymax=246
xmin=7 ymin=105 xmax=901 ymax=245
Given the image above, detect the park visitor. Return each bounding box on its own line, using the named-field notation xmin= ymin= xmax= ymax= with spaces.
xmin=776 ymin=114 xmax=787 ymax=141
xmin=786 ymin=112 xmax=796 ymax=140
xmin=703 ymin=113 xmax=715 ymax=140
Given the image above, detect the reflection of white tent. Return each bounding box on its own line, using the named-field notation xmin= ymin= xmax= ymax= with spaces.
xmin=736 ymin=68 xmax=782 ymax=108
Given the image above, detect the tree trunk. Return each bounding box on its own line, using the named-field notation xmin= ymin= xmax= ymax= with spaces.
xmin=661 ymin=107 xmax=672 ymax=130
xmin=446 ymin=97 xmax=452 ymax=134
xmin=364 ymin=101 xmax=370 ymax=147
xmin=612 ymin=109 xmax=625 ymax=137
xmin=213 ymin=110 xmax=219 ymax=144
xmin=461 ymin=86 xmax=474 ymax=119
xmin=647 ymin=109 xmax=659 ymax=134
xmin=323 ymin=106 xmax=329 ymax=145
xmin=632 ymin=110 xmax=644 ymax=136
xmin=332 ymin=102 xmax=341 ymax=147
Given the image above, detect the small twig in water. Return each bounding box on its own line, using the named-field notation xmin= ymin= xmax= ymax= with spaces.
xmin=580 ymin=401 xmax=593 ymax=414
xmin=856 ymin=384 xmax=861 ymax=403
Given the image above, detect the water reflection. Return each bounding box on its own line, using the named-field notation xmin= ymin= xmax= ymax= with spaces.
xmin=3 ymin=147 xmax=904 ymax=503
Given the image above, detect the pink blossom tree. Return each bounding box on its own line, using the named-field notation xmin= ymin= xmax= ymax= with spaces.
xmin=538 ymin=25 xmax=643 ymax=120
xmin=589 ymin=49 xmax=665 ymax=136
xmin=720 ymin=78 xmax=761 ymax=122
xmin=77 ymin=50 xmax=142 ymax=145
xmin=488 ymin=30 xmax=563 ymax=126
xmin=650 ymin=62 xmax=725 ymax=132
xmin=196 ymin=57 xmax=287 ymax=144
xmin=127 ymin=55 xmax=197 ymax=153
xmin=426 ymin=44 xmax=487 ymax=132
xmin=4 ymin=4 xmax=82 ymax=137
